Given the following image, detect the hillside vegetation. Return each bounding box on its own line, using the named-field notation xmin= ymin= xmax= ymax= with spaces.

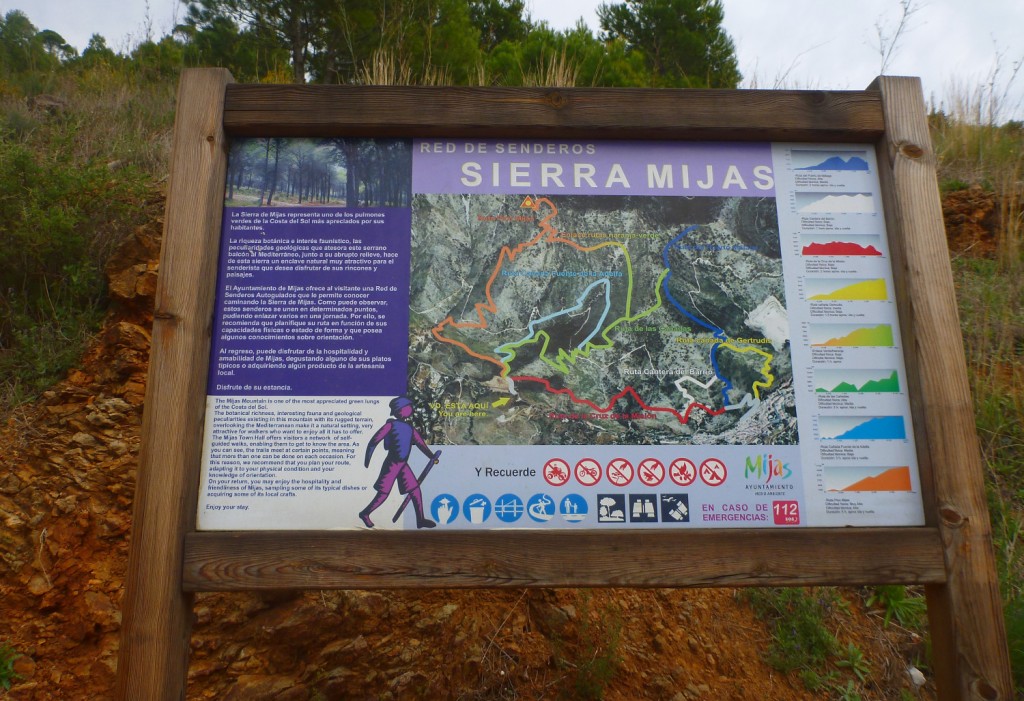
xmin=930 ymin=89 xmax=1024 ymax=690
xmin=0 ymin=4 xmax=1022 ymax=698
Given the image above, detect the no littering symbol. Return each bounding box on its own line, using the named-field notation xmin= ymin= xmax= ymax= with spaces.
xmin=606 ymin=458 xmax=634 ymax=487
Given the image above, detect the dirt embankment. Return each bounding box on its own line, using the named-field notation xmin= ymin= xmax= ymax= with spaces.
xmin=1 ymin=190 xmax=980 ymax=700
xmin=943 ymin=186 xmax=1000 ymax=257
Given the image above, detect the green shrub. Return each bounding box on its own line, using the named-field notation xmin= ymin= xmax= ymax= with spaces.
xmin=0 ymin=641 xmax=20 ymax=690
xmin=1005 ymin=595 xmax=1024 ymax=691
xmin=745 ymin=588 xmax=839 ymax=673
xmin=865 ymin=585 xmax=927 ymax=628
xmin=0 ymin=136 xmax=149 ymax=407
xmin=553 ymin=593 xmax=622 ymax=701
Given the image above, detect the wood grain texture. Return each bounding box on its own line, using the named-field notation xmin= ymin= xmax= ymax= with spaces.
xmin=115 ymin=68 xmax=233 ymax=701
xmin=223 ymin=85 xmax=884 ymax=141
xmin=871 ymin=76 xmax=1012 ymax=701
xmin=182 ymin=528 xmax=946 ymax=591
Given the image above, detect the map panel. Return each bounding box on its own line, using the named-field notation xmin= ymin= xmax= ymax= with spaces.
xmin=408 ymin=194 xmax=796 ymax=447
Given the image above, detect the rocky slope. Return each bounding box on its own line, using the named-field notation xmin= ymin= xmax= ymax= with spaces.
xmin=0 ymin=192 xmax=944 ymax=700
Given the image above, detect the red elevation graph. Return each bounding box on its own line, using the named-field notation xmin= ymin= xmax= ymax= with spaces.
xmin=802 ymin=241 xmax=882 ymax=256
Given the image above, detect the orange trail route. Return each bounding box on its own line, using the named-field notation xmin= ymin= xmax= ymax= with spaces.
xmin=430 ymin=199 xmax=558 ymax=370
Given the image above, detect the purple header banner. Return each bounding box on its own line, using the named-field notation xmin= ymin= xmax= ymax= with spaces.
xmin=412 ymin=139 xmax=775 ymax=197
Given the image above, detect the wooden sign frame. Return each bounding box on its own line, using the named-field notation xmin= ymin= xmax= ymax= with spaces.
xmin=116 ymin=68 xmax=1012 ymax=700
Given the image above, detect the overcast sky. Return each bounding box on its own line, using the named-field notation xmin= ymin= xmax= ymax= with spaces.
xmin=8 ymin=0 xmax=1023 ymax=121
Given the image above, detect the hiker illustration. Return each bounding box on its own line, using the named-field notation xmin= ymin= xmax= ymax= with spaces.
xmin=359 ymin=396 xmax=441 ymax=529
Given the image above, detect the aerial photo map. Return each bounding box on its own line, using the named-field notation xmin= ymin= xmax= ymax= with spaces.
xmin=408 ymin=192 xmax=795 ymax=447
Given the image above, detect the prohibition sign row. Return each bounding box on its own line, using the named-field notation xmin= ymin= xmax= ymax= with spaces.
xmin=543 ymin=457 xmax=728 ymax=488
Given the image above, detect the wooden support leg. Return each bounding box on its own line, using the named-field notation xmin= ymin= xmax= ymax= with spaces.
xmin=115 ymin=68 xmax=233 ymax=701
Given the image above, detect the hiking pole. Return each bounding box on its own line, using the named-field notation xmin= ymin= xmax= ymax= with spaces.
xmin=392 ymin=450 xmax=442 ymax=523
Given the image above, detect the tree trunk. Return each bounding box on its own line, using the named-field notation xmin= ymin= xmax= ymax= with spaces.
xmin=289 ymin=12 xmax=306 ymax=83
xmin=258 ymin=139 xmax=271 ymax=206
xmin=345 ymin=141 xmax=358 ymax=207
xmin=267 ymin=139 xmax=282 ymax=206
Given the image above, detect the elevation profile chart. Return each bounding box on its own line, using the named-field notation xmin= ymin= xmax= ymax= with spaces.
xmin=819 ymin=416 xmax=907 ymax=441
xmin=795 ymin=192 xmax=876 ymax=214
xmin=814 ymin=369 xmax=901 ymax=394
xmin=810 ymin=324 xmax=894 ymax=347
xmin=825 ymin=466 xmax=913 ymax=492
xmin=806 ymin=278 xmax=888 ymax=302
xmin=801 ymin=235 xmax=884 ymax=257
xmin=792 ymin=150 xmax=871 ymax=172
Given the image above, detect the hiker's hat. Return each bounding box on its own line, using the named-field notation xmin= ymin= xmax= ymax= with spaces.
xmin=390 ymin=396 xmax=413 ymax=414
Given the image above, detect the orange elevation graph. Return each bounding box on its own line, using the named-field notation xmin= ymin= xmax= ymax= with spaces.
xmin=825 ymin=466 xmax=913 ymax=492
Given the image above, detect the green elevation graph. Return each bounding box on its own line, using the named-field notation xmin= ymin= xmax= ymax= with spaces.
xmin=815 ymin=369 xmax=900 ymax=393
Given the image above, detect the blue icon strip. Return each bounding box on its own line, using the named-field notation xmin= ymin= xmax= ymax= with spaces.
xmin=430 ymin=492 xmax=699 ymax=527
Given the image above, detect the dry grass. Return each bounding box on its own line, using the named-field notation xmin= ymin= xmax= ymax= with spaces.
xmin=356 ymin=46 xmax=584 ymax=88
xmin=518 ymin=47 xmax=581 ymax=88
xmin=358 ymin=49 xmax=453 ymax=86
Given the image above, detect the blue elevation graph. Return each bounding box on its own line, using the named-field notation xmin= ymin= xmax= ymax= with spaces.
xmin=798 ymin=156 xmax=869 ymax=171
xmin=821 ymin=416 xmax=906 ymax=440
xmin=793 ymin=150 xmax=870 ymax=172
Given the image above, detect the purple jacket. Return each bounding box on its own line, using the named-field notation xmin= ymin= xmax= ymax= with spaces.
xmin=364 ymin=418 xmax=431 ymax=467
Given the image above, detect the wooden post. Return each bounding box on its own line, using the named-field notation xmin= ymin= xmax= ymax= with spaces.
xmin=115 ymin=68 xmax=233 ymax=701
xmin=871 ymin=76 xmax=1012 ymax=700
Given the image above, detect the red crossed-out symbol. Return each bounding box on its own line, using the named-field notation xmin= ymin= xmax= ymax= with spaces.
xmin=669 ymin=458 xmax=697 ymax=487
xmin=638 ymin=458 xmax=665 ymax=487
xmin=544 ymin=458 xmax=570 ymax=487
xmin=700 ymin=458 xmax=728 ymax=486
xmin=606 ymin=458 xmax=634 ymax=487
xmin=574 ymin=458 xmax=601 ymax=487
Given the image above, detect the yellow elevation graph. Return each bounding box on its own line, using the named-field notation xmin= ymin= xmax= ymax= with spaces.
xmin=807 ymin=278 xmax=887 ymax=301
xmin=811 ymin=324 xmax=894 ymax=347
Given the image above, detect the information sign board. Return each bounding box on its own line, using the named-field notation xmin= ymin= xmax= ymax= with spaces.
xmin=115 ymin=73 xmax=1012 ymax=701
xmin=197 ymin=138 xmax=924 ymax=531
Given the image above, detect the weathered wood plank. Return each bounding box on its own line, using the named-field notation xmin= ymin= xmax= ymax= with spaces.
xmin=223 ymin=85 xmax=884 ymax=141
xmin=114 ymin=68 xmax=233 ymax=701
xmin=182 ymin=528 xmax=946 ymax=590
xmin=871 ymin=76 xmax=1013 ymax=701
